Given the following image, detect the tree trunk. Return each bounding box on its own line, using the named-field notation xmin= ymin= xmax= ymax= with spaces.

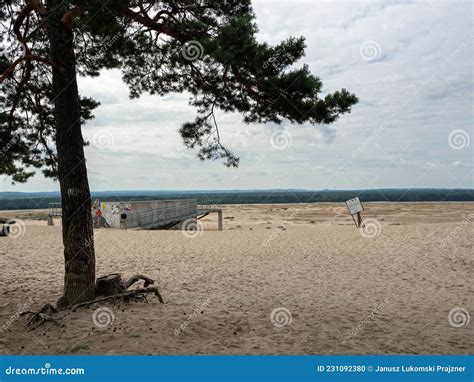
xmin=47 ymin=2 xmax=96 ymax=307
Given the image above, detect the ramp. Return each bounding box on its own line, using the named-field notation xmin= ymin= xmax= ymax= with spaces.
xmin=48 ymin=200 xmax=223 ymax=231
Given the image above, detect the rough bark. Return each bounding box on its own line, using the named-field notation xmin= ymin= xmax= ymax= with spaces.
xmin=47 ymin=1 xmax=96 ymax=307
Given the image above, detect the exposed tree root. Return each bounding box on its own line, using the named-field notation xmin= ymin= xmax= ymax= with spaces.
xmin=20 ymin=304 xmax=62 ymax=330
xmin=72 ymin=286 xmax=164 ymax=310
xmin=22 ymin=273 xmax=163 ymax=330
xmin=123 ymin=274 xmax=155 ymax=289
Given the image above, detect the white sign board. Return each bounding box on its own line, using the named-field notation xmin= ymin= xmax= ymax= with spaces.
xmin=345 ymin=197 xmax=363 ymax=215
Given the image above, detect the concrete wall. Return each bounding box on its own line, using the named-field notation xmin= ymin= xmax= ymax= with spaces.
xmin=100 ymin=200 xmax=197 ymax=229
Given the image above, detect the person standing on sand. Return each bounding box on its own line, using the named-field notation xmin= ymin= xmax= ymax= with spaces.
xmin=95 ymin=208 xmax=103 ymax=227
xmin=120 ymin=211 xmax=128 ymax=230
xmin=95 ymin=209 xmax=110 ymax=229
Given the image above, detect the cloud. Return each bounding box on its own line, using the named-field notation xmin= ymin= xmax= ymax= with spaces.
xmin=452 ymin=161 xmax=474 ymax=168
xmin=1 ymin=0 xmax=472 ymax=192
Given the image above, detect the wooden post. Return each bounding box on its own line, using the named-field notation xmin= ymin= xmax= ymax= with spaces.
xmin=218 ymin=210 xmax=223 ymax=231
xmin=351 ymin=213 xmax=358 ymax=228
xmin=47 ymin=215 xmax=54 ymax=226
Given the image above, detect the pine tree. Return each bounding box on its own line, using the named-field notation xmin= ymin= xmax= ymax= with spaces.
xmin=0 ymin=0 xmax=357 ymax=306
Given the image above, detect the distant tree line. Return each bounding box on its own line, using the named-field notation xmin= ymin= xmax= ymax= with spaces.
xmin=1 ymin=189 xmax=473 ymax=211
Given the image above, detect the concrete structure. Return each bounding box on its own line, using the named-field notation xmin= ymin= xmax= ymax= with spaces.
xmin=48 ymin=203 xmax=61 ymax=226
xmin=197 ymin=205 xmax=223 ymax=231
xmin=48 ymin=199 xmax=223 ymax=231
xmin=100 ymin=200 xmax=197 ymax=229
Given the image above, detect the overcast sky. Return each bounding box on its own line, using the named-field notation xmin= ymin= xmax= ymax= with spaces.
xmin=2 ymin=0 xmax=473 ymax=192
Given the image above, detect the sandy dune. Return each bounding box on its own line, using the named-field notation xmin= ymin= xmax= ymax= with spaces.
xmin=0 ymin=203 xmax=472 ymax=355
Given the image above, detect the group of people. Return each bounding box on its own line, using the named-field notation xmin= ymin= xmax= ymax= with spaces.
xmin=93 ymin=208 xmax=110 ymax=228
xmin=93 ymin=207 xmax=128 ymax=230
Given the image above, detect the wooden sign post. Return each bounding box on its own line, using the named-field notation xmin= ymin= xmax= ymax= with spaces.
xmin=345 ymin=197 xmax=365 ymax=228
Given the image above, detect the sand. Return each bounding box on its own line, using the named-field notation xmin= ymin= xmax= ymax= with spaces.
xmin=0 ymin=203 xmax=472 ymax=355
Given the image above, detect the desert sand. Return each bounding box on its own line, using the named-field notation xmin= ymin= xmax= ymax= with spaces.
xmin=0 ymin=203 xmax=472 ymax=355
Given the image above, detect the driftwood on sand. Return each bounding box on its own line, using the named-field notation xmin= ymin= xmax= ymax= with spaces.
xmin=21 ymin=273 xmax=163 ymax=330
xmin=20 ymin=304 xmax=61 ymax=330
